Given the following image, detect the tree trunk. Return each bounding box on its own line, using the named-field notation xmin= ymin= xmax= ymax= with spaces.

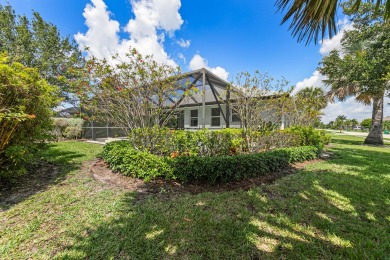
xmin=364 ymin=95 xmax=384 ymax=145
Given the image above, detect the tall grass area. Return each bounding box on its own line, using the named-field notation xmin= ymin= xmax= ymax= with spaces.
xmin=1 ymin=139 xmax=389 ymax=259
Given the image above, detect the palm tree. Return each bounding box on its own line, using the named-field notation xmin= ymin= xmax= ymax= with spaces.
xmin=296 ymin=87 xmax=327 ymax=110
xmin=351 ymin=118 xmax=359 ymax=128
xmin=324 ymin=64 xmax=385 ymax=144
xmin=276 ymin=0 xmax=390 ymax=44
xmin=295 ymin=87 xmax=328 ymax=125
xmin=335 ymin=115 xmax=347 ymax=131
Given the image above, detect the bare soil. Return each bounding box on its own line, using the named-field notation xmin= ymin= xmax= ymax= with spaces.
xmin=90 ymin=158 xmax=324 ymax=200
xmin=0 ymin=153 xmax=329 ymax=210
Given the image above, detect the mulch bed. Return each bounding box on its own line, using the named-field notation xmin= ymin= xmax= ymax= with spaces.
xmin=90 ymin=158 xmax=324 ymax=199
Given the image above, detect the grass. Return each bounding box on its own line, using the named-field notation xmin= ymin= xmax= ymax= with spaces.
xmin=1 ymin=139 xmax=390 ymax=259
xmin=326 ymin=130 xmax=390 ymax=143
xmin=37 ymin=141 xmax=103 ymax=166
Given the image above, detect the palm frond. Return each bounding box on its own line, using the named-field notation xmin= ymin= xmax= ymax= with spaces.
xmin=355 ymin=93 xmax=372 ymax=105
xmin=326 ymin=84 xmax=361 ymax=102
xmin=276 ymin=0 xmax=389 ymax=44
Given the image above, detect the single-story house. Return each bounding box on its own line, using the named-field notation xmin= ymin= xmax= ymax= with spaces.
xmin=164 ymin=68 xmax=286 ymax=130
xmin=58 ymin=68 xmax=286 ymax=139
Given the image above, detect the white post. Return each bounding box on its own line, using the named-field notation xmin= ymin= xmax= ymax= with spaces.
xmin=280 ymin=113 xmax=285 ymax=130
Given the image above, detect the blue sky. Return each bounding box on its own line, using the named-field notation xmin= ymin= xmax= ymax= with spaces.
xmin=3 ymin=0 xmax=390 ymax=122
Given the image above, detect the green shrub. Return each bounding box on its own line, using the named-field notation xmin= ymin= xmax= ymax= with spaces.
xmin=128 ymin=127 xmax=245 ymax=156
xmin=284 ymin=126 xmax=331 ymax=149
xmin=100 ymin=141 xmax=173 ymax=182
xmin=52 ymin=118 xmax=83 ymax=139
xmin=128 ymin=127 xmax=304 ymax=156
xmin=100 ymin=140 xmax=320 ymax=184
xmin=0 ymin=55 xmax=59 ymax=181
xmin=172 ymin=146 xmax=319 ymax=184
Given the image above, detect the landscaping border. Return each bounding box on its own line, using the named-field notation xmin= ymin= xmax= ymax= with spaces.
xmin=100 ymin=141 xmax=320 ymax=184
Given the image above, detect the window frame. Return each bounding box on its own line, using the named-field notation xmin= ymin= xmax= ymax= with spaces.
xmin=190 ymin=109 xmax=198 ymax=127
xmin=211 ymin=107 xmax=221 ymax=127
xmin=231 ymin=107 xmax=241 ymax=123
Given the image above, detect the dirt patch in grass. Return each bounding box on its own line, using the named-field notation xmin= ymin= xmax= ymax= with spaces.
xmin=0 ymin=162 xmax=62 ymax=211
xmin=90 ymin=158 xmax=324 ymax=200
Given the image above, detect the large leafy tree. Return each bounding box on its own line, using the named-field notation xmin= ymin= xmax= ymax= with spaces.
xmin=276 ymin=0 xmax=390 ymax=44
xmin=0 ymin=4 xmax=83 ymax=102
xmin=320 ymin=2 xmax=390 ymax=145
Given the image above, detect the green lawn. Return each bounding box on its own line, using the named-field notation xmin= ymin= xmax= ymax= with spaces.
xmin=1 ymin=139 xmax=389 ymax=259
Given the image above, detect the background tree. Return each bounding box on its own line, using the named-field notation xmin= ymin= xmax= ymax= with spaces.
xmin=383 ymin=120 xmax=390 ymax=131
xmin=0 ymin=4 xmax=83 ymax=103
xmin=276 ymin=0 xmax=390 ymax=44
xmin=361 ymin=118 xmax=372 ymax=129
xmin=351 ymin=118 xmax=359 ymax=128
xmin=77 ymin=49 xmax=181 ymax=132
xmin=320 ymin=2 xmax=390 ymax=145
xmin=325 ymin=121 xmax=335 ymax=129
xmin=284 ymin=87 xmax=327 ymax=126
xmin=230 ymin=71 xmax=289 ymax=152
xmin=345 ymin=119 xmax=352 ymax=130
xmin=335 ymin=115 xmax=347 ymax=131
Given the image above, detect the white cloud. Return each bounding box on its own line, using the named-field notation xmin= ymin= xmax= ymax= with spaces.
xmin=74 ymin=0 xmax=120 ymax=60
xmin=321 ymin=96 xmax=390 ymax=123
xmin=320 ymin=18 xmax=353 ymax=56
xmin=178 ymin=52 xmax=186 ymax=63
xmin=189 ymin=54 xmax=229 ymax=81
xmin=75 ymin=0 xmax=231 ymax=82
xmin=75 ymin=0 xmax=183 ymax=66
xmin=293 ymin=70 xmax=328 ymax=95
xmin=177 ymin=38 xmax=191 ymax=48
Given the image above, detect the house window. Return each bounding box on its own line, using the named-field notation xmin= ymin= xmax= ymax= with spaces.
xmin=231 ymin=108 xmax=241 ymax=123
xmin=211 ymin=108 xmax=220 ymax=126
xmin=190 ymin=109 xmax=198 ymax=127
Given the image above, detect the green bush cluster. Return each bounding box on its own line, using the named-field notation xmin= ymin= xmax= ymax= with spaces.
xmin=100 ymin=141 xmax=173 ymax=182
xmin=52 ymin=118 xmax=83 ymax=140
xmin=128 ymin=127 xmax=245 ymax=156
xmin=284 ymin=126 xmax=331 ymax=149
xmin=0 ymin=55 xmax=59 ymax=181
xmin=172 ymin=146 xmax=319 ymax=184
xmin=100 ymin=140 xmax=320 ymax=184
xmin=128 ymin=127 xmax=301 ymax=156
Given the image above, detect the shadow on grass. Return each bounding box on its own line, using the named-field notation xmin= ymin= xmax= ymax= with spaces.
xmin=58 ymin=145 xmax=390 ymax=258
xmin=0 ymin=143 xmax=88 ymax=211
xmin=330 ymin=137 xmax=364 ymax=145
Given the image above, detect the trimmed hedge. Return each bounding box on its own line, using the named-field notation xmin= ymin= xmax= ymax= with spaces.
xmin=100 ymin=141 xmax=173 ymax=182
xmin=172 ymin=146 xmax=319 ymax=183
xmin=100 ymin=141 xmax=320 ymax=184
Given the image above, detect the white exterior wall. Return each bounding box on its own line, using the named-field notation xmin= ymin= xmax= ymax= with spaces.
xmin=183 ymin=104 xmax=241 ymax=129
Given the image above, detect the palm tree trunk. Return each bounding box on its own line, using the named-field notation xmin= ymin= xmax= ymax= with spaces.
xmin=364 ymin=95 xmax=384 ymax=145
